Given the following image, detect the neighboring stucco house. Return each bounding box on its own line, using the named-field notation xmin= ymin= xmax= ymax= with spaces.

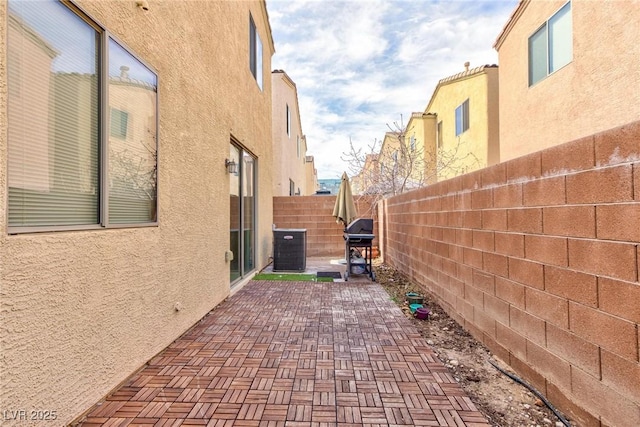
xmin=424 ymin=63 xmax=500 ymax=181
xmin=352 ymin=153 xmax=380 ymax=195
xmin=1 ymin=0 xmax=275 ymax=424
xmin=271 ymin=69 xmax=314 ymax=196
xmin=371 ymin=130 xmax=428 ymax=195
xmin=404 ymin=111 xmax=437 ymax=184
xmin=495 ymin=0 xmax=640 ymax=161
xmin=305 ymin=155 xmax=319 ymax=194
xmin=358 ymin=64 xmax=499 ymax=191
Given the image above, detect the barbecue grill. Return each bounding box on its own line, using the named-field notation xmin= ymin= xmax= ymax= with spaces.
xmin=343 ymin=218 xmax=375 ymax=281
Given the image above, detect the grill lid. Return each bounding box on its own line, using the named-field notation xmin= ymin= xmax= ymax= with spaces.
xmin=346 ymin=218 xmax=373 ymax=234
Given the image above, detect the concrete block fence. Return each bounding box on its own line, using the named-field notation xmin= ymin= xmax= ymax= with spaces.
xmin=272 ymin=194 xmax=378 ymax=257
xmin=378 ymin=121 xmax=640 ymax=427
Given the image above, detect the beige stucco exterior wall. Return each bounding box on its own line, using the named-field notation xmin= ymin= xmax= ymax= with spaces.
xmin=497 ymin=0 xmax=640 ymax=161
xmin=406 ymin=112 xmax=438 ymax=184
xmin=406 ymin=114 xmax=426 ymax=158
xmin=426 ymin=67 xmax=500 ymax=181
xmin=0 ymin=1 xmax=274 ymax=425
xmin=271 ymin=70 xmax=308 ymax=196
xmin=405 ymin=113 xmax=427 ymax=184
xmin=379 ymin=131 xmax=401 ymax=175
xmin=305 ymin=155 xmax=318 ymax=195
xmin=352 ymin=154 xmax=379 ymax=195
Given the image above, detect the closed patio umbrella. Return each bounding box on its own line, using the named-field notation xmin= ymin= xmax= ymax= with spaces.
xmin=332 ymin=172 xmax=358 ymax=227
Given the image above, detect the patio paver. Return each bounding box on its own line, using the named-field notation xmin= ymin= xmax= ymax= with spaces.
xmin=78 ymin=280 xmax=490 ymax=426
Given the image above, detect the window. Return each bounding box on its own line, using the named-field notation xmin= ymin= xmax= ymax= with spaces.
xmin=437 ymin=121 xmax=443 ymax=148
xmin=529 ymin=1 xmax=572 ymax=86
xmin=110 ymin=108 xmax=129 ymax=139
xmin=249 ymin=15 xmax=263 ymax=90
xmin=410 ymin=135 xmax=416 ymax=151
xmin=7 ymin=0 xmax=158 ymax=231
xmin=286 ymin=104 xmax=290 ymax=136
xmin=289 ymin=179 xmax=295 ymax=196
xmin=455 ymin=99 xmax=469 ymax=136
xmin=108 ymin=39 xmax=158 ymax=224
xmin=229 ymin=144 xmax=256 ymax=284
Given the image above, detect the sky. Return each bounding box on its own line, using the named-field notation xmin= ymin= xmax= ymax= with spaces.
xmin=267 ymin=0 xmax=519 ymax=179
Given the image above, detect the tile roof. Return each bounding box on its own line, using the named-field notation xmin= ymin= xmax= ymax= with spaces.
xmin=437 ymin=64 xmax=498 ymax=86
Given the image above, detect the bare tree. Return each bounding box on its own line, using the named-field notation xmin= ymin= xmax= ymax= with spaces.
xmin=108 ymin=131 xmax=158 ymax=220
xmin=343 ymin=115 xmax=479 ymax=200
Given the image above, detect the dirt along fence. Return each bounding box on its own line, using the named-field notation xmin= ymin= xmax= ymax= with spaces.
xmin=273 ymin=194 xmax=378 ymax=257
xmin=379 ymin=121 xmax=640 ymax=427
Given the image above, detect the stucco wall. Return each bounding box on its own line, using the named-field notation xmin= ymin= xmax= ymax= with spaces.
xmin=380 ymin=121 xmax=640 ymax=426
xmin=405 ymin=113 xmax=437 ymax=185
xmin=273 ymin=195 xmax=378 ymax=257
xmin=497 ymin=0 xmax=640 ymax=161
xmin=304 ymin=155 xmax=318 ymax=195
xmin=0 ymin=1 xmax=274 ymax=425
xmin=426 ymin=67 xmax=500 ymax=180
xmin=271 ymin=71 xmax=308 ymax=196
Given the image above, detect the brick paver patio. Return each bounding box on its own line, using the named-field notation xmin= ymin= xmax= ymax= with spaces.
xmin=78 ymin=280 xmax=490 ymax=426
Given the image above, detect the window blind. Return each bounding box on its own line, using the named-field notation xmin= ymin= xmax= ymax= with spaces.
xmin=108 ymin=38 xmax=158 ymax=224
xmin=8 ymin=0 xmax=99 ymax=227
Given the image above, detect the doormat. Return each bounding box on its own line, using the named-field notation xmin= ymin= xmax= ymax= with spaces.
xmin=317 ymin=271 xmax=343 ymax=279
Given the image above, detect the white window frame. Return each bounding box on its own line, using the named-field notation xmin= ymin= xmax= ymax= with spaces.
xmin=249 ymin=14 xmax=263 ymax=91
xmin=7 ymin=0 xmax=159 ymax=234
xmin=286 ymin=104 xmax=290 ymax=137
xmin=528 ymin=1 xmax=572 ymax=86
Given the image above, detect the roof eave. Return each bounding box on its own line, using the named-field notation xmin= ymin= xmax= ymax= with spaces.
xmin=494 ymin=0 xmax=529 ymax=51
xmin=261 ymin=0 xmax=276 ymax=54
xmin=425 ymin=65 xmax=497 ymax=113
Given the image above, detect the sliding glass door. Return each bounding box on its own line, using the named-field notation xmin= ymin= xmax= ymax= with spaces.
xmin=229 ymin=143 xmax=255 ymax=284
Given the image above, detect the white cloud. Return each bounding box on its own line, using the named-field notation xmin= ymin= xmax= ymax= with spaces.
xmin=268 ymin=0 xmax=518 ymax=178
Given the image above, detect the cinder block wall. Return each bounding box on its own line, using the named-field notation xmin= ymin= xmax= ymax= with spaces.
xmin=380 ymin=121 xmax=640 ymax=427
xmin=273 ymin=195 xmax=378 ymax=256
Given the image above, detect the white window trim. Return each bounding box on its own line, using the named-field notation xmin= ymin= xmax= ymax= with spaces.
xmin=249 ymin=14 xmax=263 ymax=91
xmin=528 ymin=1 xmax=572 ymax=87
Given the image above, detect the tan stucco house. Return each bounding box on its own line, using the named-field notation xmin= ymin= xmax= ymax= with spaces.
xmin=1 ymin=0 xmax=275 ymax=424
xmin=377 ymin=131 xmax=405 ymax=195
xmin=352 ymin=153 xmax=380 ymax=195
xmin=305 ymin=155 xmax=319 ymax=195
xmin=271 ymin=69 xmax=316 ymax=196
xmin=495 ymin=0 xmax=640 ymax=161
xmin=404 ymin=111 xmax=438 ymax=184
xmin=424 ymin=63 xmax=500 ymax=181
